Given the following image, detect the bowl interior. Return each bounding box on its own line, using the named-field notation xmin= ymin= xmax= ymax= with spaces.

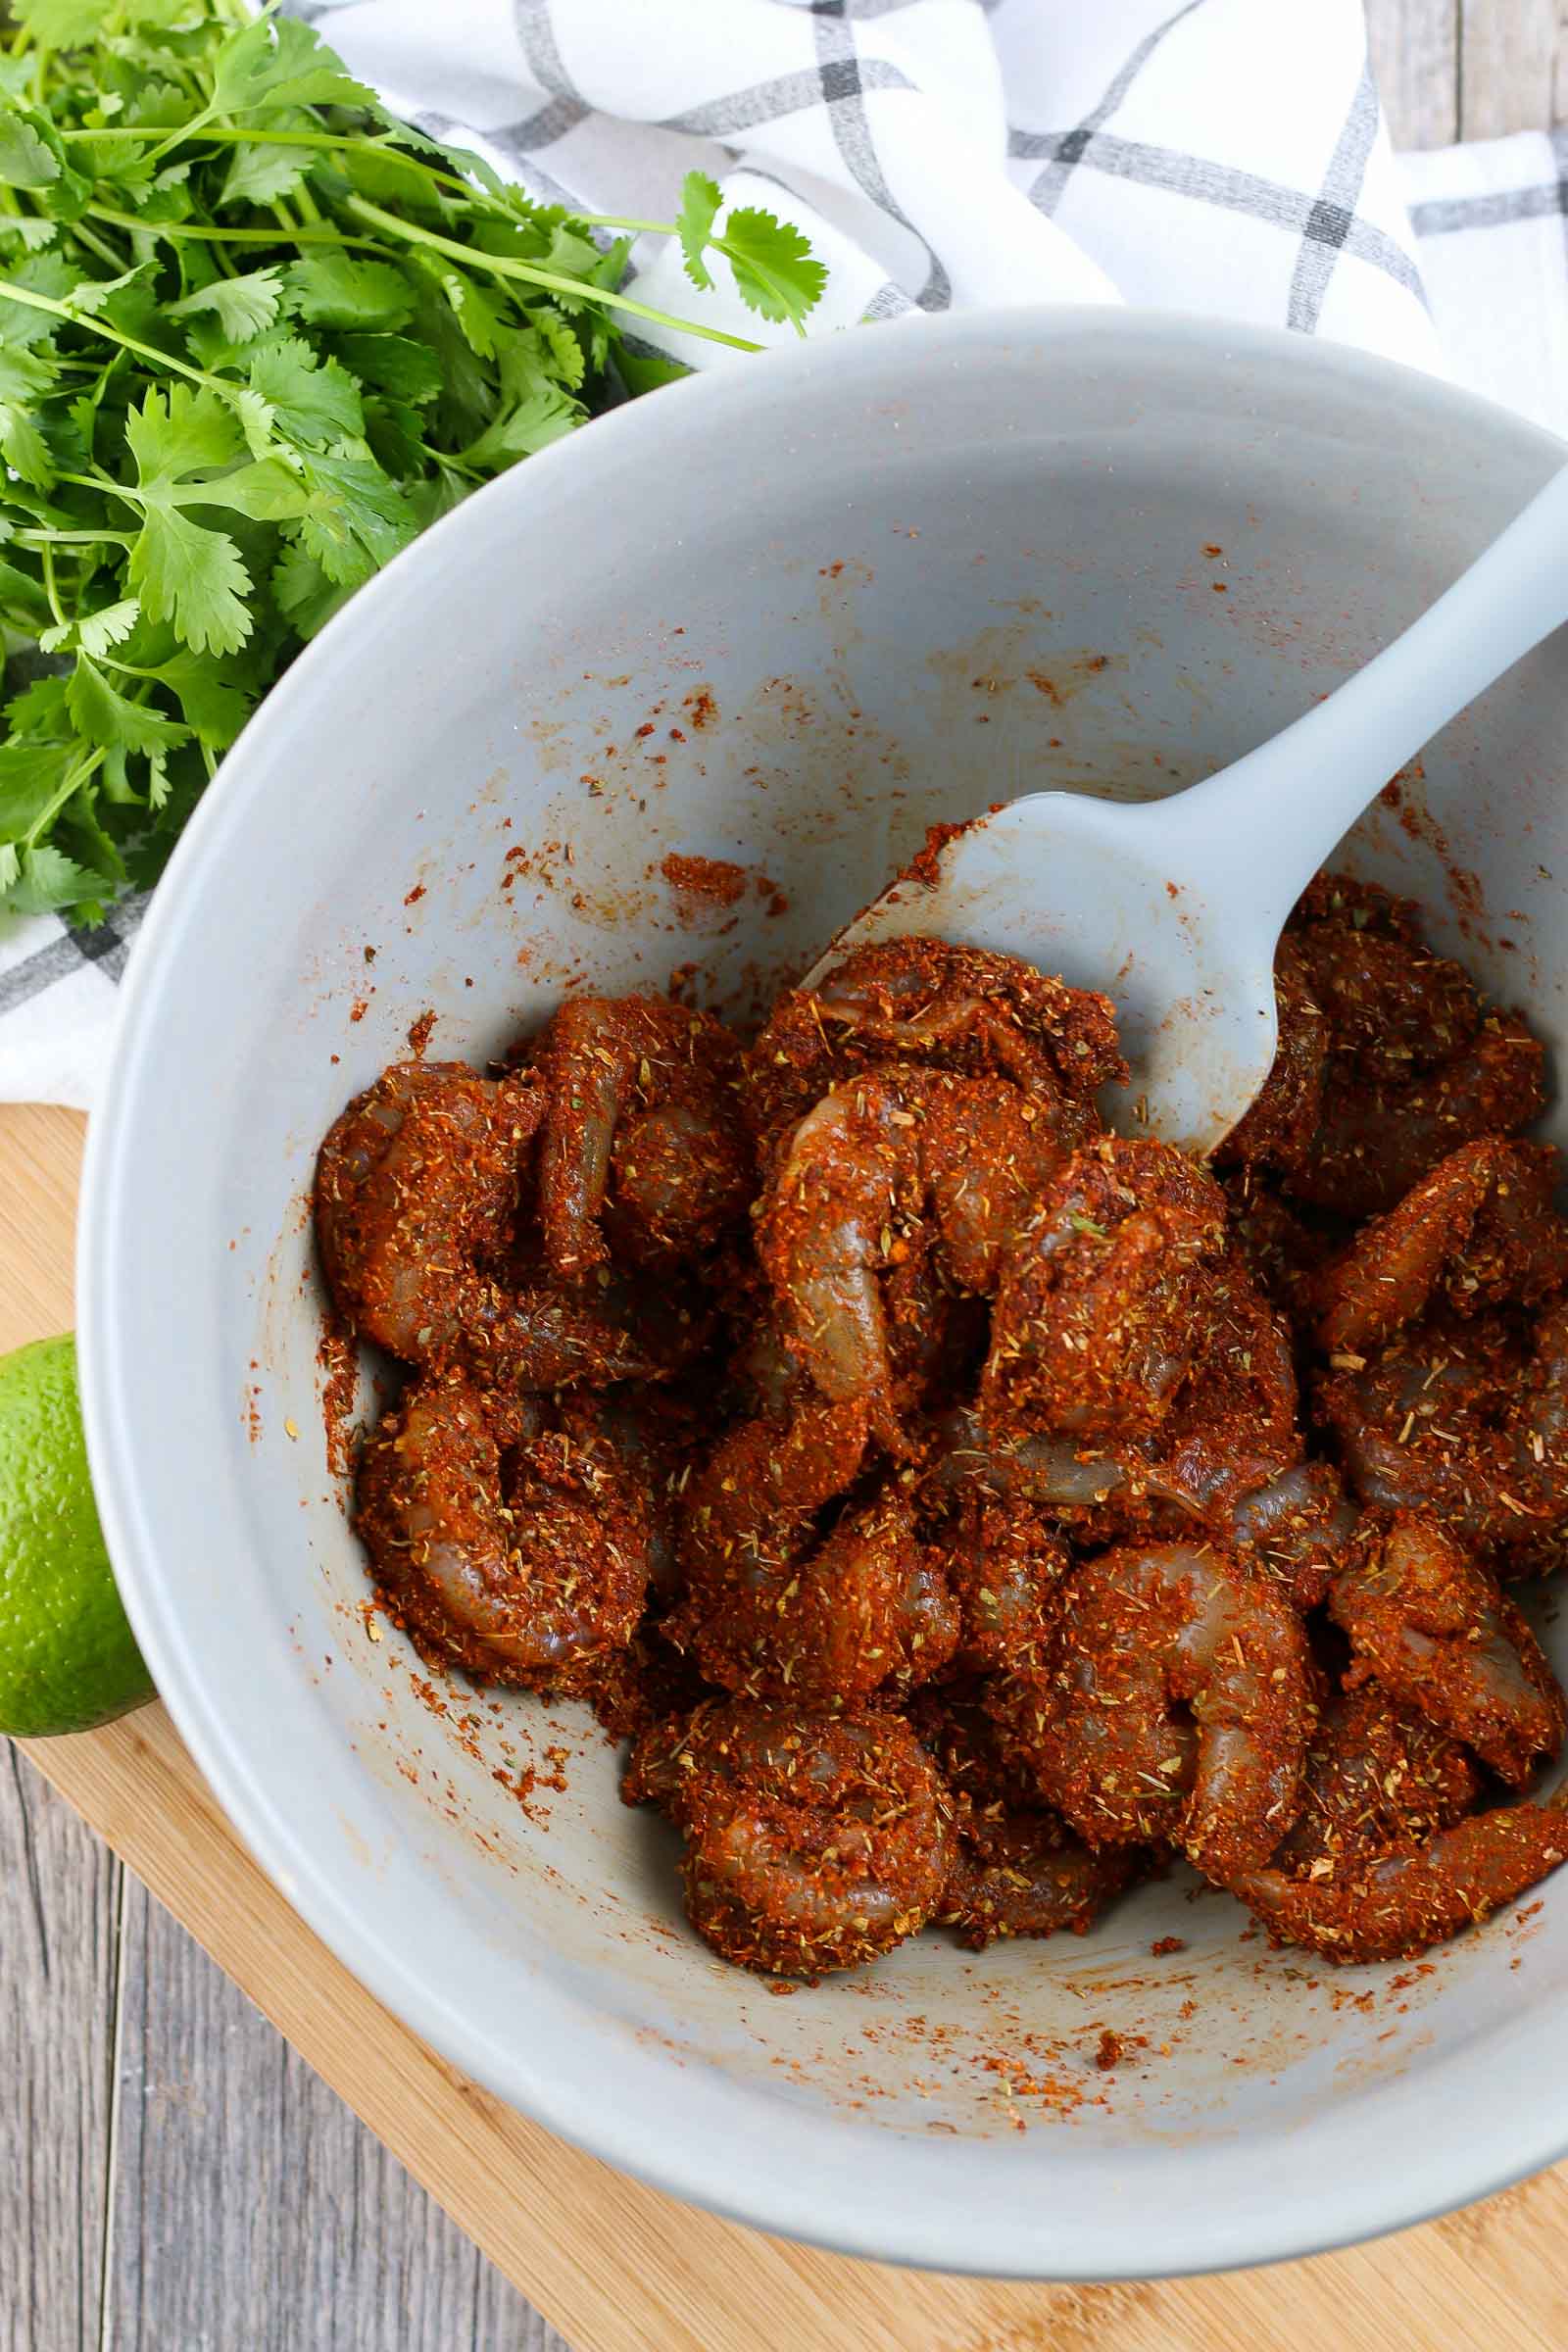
xmin=84 ymin=314 xmax=1568 ymax=2278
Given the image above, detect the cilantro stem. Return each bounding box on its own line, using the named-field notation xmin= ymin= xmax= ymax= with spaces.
xmin=72 ymin=218 xmax=127 ymax=274
xmin=38 ymin=542 xmax=63 ymax=629
xmin=25 ymin=748 xmax=104 ymax=849
xmin=14 ymin=529 xmax=134 ymax=548
xmin=341 ymin=195 xmax=764 ymax=356
xmin=56 ymin=122 xmax=469 ymax=190
xmin=86 ymin=204 xmax=384 ymax=254
xmin=0 ymin=276 xmax=220 ymax=394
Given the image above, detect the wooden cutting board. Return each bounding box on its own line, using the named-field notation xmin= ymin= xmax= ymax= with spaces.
xmin=9 ymin=1097 xmax=1568 ymax=2352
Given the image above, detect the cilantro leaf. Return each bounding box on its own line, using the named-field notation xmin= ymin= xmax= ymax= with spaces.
xmin=0 ymin=108 xmax=58 ymax=188
xmin=3 ymin=842 xmax=110 ymax=915
xmin=463 ymin=381 xmax=581 ymax=470
xmin=9 ymin=0 xmax=105 ymax=45
xmin=271 ymin=537 xmax=349 ymax=638
xmin=330 ymin=331 xmax=442 ymax=406
xmin=248 ymin=338 xmax=363 ymax=450
xmin=0 ymin=737 xmax=74 ymax=836
xmin=207 ymin=16 xmax=379 ymax=121
xmin=218 ymin=137 xmax=317 ymax=213
xmin=151 ymin=648 xmax=252 ymax=745
xmin=66 ymin=653 xmax=189 ymax=757
xmin=123 ymin=385 xmax=260 ymax=653
xmin=284 ymin=249 xmax=414 ymax=332
xmin=292 ymin=446 xmax=415 ymax=587
xmin=39 ymin=596 xmax=140 ymax=656
xmin=431 ymin=265 xmax=507 ymax=360
xmin=125 ymin=380 xmax=244 ymax=479
xmin=0 ymin=0 xmax=827 ymax=930
xmin=718 ymin=207 xmax=828 ymax=330
xmin=676 ymin=172 xmax=721 ymax=294
xmin=128 ymin=505 xmax=252 ymax=656
xmin=168 ymin=266 xmax=288 ymax=346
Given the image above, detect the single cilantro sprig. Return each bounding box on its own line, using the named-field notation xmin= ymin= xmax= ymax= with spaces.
xmin=0 ymin=0 xmax=829 ymax=925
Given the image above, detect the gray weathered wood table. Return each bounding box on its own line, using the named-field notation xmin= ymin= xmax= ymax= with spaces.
xmin=5 ymin=7 xmax=1567 ymax=2344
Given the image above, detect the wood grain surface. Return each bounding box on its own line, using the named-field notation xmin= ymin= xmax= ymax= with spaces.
xmin=0 ymin=1103 xmax=562 ymax=2352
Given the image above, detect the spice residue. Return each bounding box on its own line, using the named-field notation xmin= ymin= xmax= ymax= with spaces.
xmin=660 ymin=852 xmax=750 ymax=907
xmin=317 ymin=1301 xmax=360 ymax=1480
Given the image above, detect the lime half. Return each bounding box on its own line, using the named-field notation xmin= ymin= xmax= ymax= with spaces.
xmin=0 ymin=1333 xmax=153 ymax=1738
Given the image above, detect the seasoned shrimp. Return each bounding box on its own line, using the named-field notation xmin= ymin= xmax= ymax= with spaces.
xmin=1223 ymin=1172 xmax=1342 ymax=1341
xmin=924 ymin=1403 xmax=1137 ymax=1526
xmin=1269 ymin=1684 xmax=1482 ymax=1875
xmin=749 ymin=935 xmax=1124 ymax=1147
xmin=757 ymin=1064 xmax=1070 ymax=1447
xmin=557 ymin=1383 xmax=703 ymax=1600
xmin=463 ymin=1253 xmax=715 ymax=1392
xmin=1014 ymin=1542 xmax=1313 ymax=1884
xmin=1314 ymin=1138 xmax=1568 ymax=1355
xmin=1291 ymin=1010 xmax=1547 ymax=1220
xmin=531 ymin=993 xmax=751 ymax=1276
xmin=930 ymin=1494 xmax=1072 ymax=1675
xmin=356 ymin=1370 xmax=648 ymax=1689
xmin=624 ymin=1701 xmax=952 ymax=1976
xmin=1226 ymin=1458 xmax=1357 ymax=1614
xmin=673 ymin=1402 xmax=957 ymax=1703
xmin=1329 ymin=1513 xmax=1565 ymax=1786
xmin=316 ymin=1061 xmax=539 ymax=1361
xmin=1217 ymin=939 xmax=1329 ymax=1175
xmin=1238 ymin=1797 xmax=1568 ymax=1963
xmin=913 ymin=1690 xmax=1141 ymax=1948
xmin=1319 ymin=1298 xmax=1568 ymax=1557
xmin=1288 ymin=871 xmax=1483 ymax=1080
xmin=982 ymin=1139 xmax=1229 ymax=1441
xmin=1132 ymin=1254 xmax=1301 ymax=1522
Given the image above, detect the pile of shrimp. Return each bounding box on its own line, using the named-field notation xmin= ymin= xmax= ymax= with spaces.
xmin=316 ymin=874 xmax=1568 ymax=1980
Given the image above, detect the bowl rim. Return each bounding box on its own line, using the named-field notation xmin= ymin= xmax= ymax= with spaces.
xmin=78 ymin=304 xmax=1568 ymax=2281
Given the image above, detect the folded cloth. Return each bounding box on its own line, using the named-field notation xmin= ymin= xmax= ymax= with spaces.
xmin=0 ymin=0 xmax=1550 ymax=1111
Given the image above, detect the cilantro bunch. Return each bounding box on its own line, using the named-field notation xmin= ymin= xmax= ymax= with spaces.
xmin=0 ymin=0 xmax=826 ymax=923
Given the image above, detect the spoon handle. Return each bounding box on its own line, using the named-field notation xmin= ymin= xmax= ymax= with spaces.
xmin=1157 ymin=460 xmax=1568 ymax=932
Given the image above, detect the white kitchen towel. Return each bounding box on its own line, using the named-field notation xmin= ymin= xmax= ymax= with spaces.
xmin=0 ymin=0 xmax=1557 ymax=1110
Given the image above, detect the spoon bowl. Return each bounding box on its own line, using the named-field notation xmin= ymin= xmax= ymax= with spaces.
xmin=810 ymin=461 xmax=1568 ymax=1152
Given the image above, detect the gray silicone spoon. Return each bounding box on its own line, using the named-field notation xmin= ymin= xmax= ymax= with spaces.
xmin=806 ymin=466 xmax=1568 ymax=1152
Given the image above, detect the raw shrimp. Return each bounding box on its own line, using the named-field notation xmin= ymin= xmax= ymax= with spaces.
xmin=624 ymin=1701 xmax=952 ymax=1976
xmin=982 ymin=1139 xmax=1228 ymax=1441
xmin=1288 ymin=871 xmax=1483 ymax=1081
xmin=1016 ymin=1541 xmax=1313 ymax=1884
xmin=556 ymin=1383 xmax=704 ymax=1600
xmin=1314 ymin=1138 xmax=1568 ymax=1355
xmin=1319 ymin=1298 xmax=1568 ymax=1557
xmin=757 ymin=1063 xmax=1070 ymax=1447
xmin=748 ymin=935 xmax=1124 ymax=1148
xmin=1226 ymin=1458 xmax=1357 ymax=1614
xmin=531 ymin=993 xmax=751 ymax=1276
xmin=462 ymin=1254 xmax=715 ymax=1392
xmin=930 ymin=1494 xmax=1072 ymax=1675
xmin=316 ymin=1060 xmax=539 ymax=1361
xmin=1290 ymin=1011 xmax=1546 ymax=1220
xmin=356 ymin=1370 xmax=648 ymax=1689
xmin=1238 ymin=1797 xmax=1568 ymax=1963
xmin=1131 ymin=1254 xmax=1301 ymax=1523
xmin=1329 ymin=1513 xmax=1565 ymax=1786
xmin=1222 ymin=1172 xmax=1342 ymax=1341
xmin=1216 ymin=939 xmax=1329 ymax=1175
xmin=672 ymin=1404 xmax=958 ymax=1703
xmin=924 ymin=1404 xmax=1137 ymax=1526
xmin=913 ymin=1690 xmax=1141 ymax=1948
xmin=1269 ymin=1684 xmax=1482 ymax=1875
